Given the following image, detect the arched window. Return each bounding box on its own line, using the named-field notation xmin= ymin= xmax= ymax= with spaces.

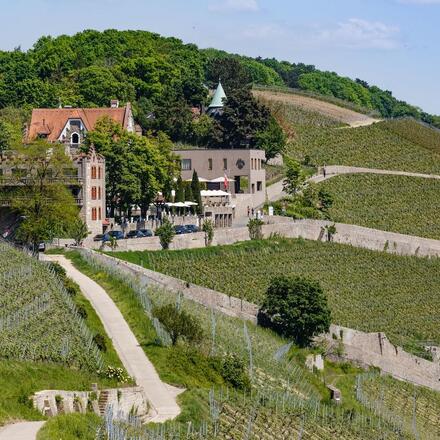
xmin=71 ymin=133 xmax=79 ymax=145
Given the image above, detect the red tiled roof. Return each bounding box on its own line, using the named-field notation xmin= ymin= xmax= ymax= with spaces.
xmin=27 ymin=104 xmax=132 ymax=142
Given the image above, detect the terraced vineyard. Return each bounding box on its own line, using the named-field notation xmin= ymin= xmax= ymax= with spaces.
xmin=318 ymin=174 xmax=440 ymax=239
xmin=111 ymin=239 xmax=440 ymax=351
xmin=289 ymin=121 xmax=440 ymax=174
xmin=0 ymin=242 xmax=103 ymax=370
xmin=77 ymin=250 xmax=423 ymax=440
xmin=356 ymin=373 xmax=440 ymax=439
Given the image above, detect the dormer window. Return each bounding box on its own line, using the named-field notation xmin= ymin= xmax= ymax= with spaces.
xmin=71 ymin=133 xmax=80 ymax=145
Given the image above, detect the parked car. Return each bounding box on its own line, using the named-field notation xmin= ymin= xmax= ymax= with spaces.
xmin=38 ymin=242 xmax=46 ymax=252
xmin=126 ymin=230 xmax=145 ymax=239
xmin=173 ymin=225 xmax=187 ymax=235
xmin=108 ymin=230 xmax=125 ymax=240
xmin=139 ymin=229 xmax=153 ymax=237
xmin=184 ymin=224 xmax=199 ymax=233
xmin=93 ymin=234 xmax=106 ymax=242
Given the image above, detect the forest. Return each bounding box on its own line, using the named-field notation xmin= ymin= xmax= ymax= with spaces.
xmin=0 ymin=28 xmax=438 ymax=147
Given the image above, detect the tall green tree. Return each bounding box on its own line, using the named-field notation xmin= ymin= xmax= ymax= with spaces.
xmin=190 ymin=170 xmax=203 ymax=215
xmin=175 ymin=175 xmax=185 ymax=203
xmin=283 ymin=158 xmax=305 ymax=195
xmin=86 ymin=117 xmax=178 ymax=218
xmin=6 ymin=141 xmax=80 ymax=249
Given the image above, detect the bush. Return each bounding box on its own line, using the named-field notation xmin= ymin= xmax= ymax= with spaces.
xmin=155 ymin=218 xmax=175 ymax=250
xmin=154 ymin=303 xmax=204 ymax=346
xmin=92 ymin=334 xmax=107 ymax=352
xmin=248 ymin=218 xmax=264 ymax=240
xmin=202 ymin=219 xmax=214 ymax=247
xmin=259 ymin=275 xmax=331 ymax=347
xmin=219 ymin=353 xmax=251 ymax=391
xmin=76 ymin=305 xmax=88 ymax=319
xmin=98 ymin=366 xmax=130 ymax=383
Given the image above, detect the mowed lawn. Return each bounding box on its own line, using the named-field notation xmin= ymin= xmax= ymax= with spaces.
xmin=319 ymin=174 xmax=440 ymax=239
xmin=111 ymin=239 xmax=440 ymax=351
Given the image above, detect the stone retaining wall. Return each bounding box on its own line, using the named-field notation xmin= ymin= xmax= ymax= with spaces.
xmin=94 ymin=218 xmax=440 ymax=258
xmin=325 ymin=325 xmax=440 ymax=392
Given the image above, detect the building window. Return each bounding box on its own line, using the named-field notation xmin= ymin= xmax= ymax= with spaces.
xmin=208 ymin=158 xmax=213 ymax=170
xmin=98 ymin=166 xmax=102 ymax=179
xmin=223 ymin=158 xmax=227 ymax=170
xmin=257 ymin=181 xmax=262 ymax=191
xmin=181 ymin=159 xmax=192 ymax=171
xmin=91 ymin=166 xmax=97 ymax=179
xmin=92 ymin=208 xmax=97 ymax=221
xmin=98 ymin=187 xmax=101 ymax=200
xmin=91 ymin=187 xmax=97 ymax=200
xmin=251 ymin=183 xmax=255 ymax=194
xmin=71 ymin=133 xmax=79 ymax=145
xmin=98 ymin=207 xmax=102 ymax=220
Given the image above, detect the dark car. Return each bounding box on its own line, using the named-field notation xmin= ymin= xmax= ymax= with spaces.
xmin=108 ymin=230 xmax=125 ymax=240
xmin=173 ymin=225 xmax=187 ymax=235
xmin=184 ymin=224 xmax=199 ymax=233
xmin=139 ymin=229 xmax=153 ymax=237
xmin=93 ymin=234 xmax=106 ymax=242
xmin=126 ymin=230 xmax=145 ymax=239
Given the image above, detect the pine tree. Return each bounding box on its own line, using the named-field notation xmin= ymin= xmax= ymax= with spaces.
xmin=175 ymin=176 xmax=185 ymax=203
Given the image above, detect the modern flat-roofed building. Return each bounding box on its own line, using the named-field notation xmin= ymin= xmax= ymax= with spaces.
xmin=174 ymin=148 xmax=266 ymax=219
xmin=176 ymin=149 xmax=266 ymax=195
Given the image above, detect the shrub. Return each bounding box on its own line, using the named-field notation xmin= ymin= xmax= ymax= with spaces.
xmin=99 ymin=366 xmax=130 ymax=383
xmin=77 ymin=305 xmax=88 ymax=319
xmin=219 ymin=353 xmax=251 ymax=391
xmin=155 ymin=218 xmax=175 ymax=250
xmin=92 ymin=334 xmax=107 ymax=352
xmin=202 ymin=219 xmax=214 ymax=247
xmin=153 ymin=303 xmax=203 ymax=346
xmin=259 ymin=275 xmax=331 ymax=347
xmin=248 ymin=218 xmax=264 ymax=240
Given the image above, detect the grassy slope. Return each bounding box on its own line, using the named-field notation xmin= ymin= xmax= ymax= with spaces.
xmin=319 ymin=174 xmax=440 ymax=239
xmin=37 ymin=413 xmax=101 ymax=440
xmin=111 ymin=239 xmax=440 ymax=351
xmin=0 ymin=361 xmax=117 ymax=427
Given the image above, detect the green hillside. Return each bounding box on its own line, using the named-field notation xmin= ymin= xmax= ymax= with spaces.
xmin=111 ymin=238 xmax=440 ymax=354
xmin=289 ymin=120 xmax=440 ymax=173
xmin=318 ymin=174 xmax=440 ymax=239
xmin=63 ymin=250 xmax=432 ymax=439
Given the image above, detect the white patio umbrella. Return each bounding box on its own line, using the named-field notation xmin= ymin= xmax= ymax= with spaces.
xmin=209 ymin=176 xmax=235 ymax=183
xmin=185 ymin=201 xmax=198 ymax=206
xmin=184 ymin=177 xmax=209 ymax=182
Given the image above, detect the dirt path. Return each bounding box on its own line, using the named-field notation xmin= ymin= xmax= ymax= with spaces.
xmin=253 ymin=89 xmax=380 ymax=127
xmin=42 ymin=255 xmax=182 ymax=423
xmin=0 ymin=421 xmax=45 ymax=440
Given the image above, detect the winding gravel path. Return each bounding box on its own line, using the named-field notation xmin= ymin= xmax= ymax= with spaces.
xmin=0 ymin=421 xmax=45 ymax=440
xmin=42 ymin=255 xmax=182 ymax=423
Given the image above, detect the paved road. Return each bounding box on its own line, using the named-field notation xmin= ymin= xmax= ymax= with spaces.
xmin=266 ymin=165 xmax=440 ymax=203
xmin=43 ymin=255 xmax=181 ymax=423
xmin=0 ymin=421 xmax=45 ymax=440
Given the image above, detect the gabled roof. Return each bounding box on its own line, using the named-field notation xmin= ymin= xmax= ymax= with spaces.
xmin=27 ymin=103 xmax=132 ymax=143
xmin=208 ymin=82 xmax=227 ymax=109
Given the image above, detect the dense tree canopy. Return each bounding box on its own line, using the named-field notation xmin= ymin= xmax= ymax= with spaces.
xmin=86 ymin=117 xmax=178 ymax=218
xmin=0 ymin=28 xmax=437 ymax=142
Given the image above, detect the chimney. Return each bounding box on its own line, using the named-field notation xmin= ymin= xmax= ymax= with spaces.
xmin=110 ymin=99 xmax=119 ymax=108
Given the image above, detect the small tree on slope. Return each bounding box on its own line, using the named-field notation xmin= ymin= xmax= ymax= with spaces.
xmin=258 ymin=275 xmax=331 ymax=347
